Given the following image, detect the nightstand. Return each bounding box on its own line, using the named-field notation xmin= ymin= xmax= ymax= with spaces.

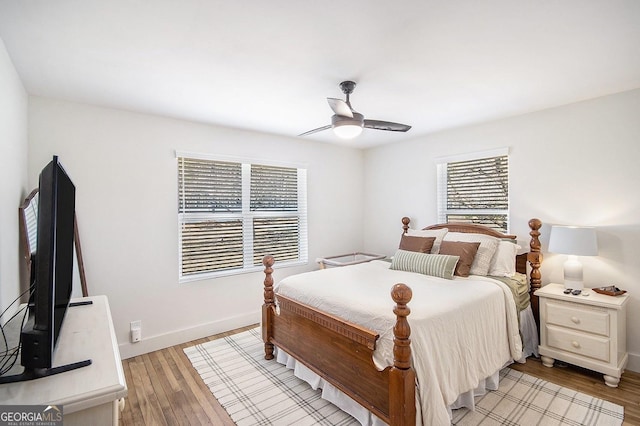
xmin=535 ymin=283 xmax=629 ymax=387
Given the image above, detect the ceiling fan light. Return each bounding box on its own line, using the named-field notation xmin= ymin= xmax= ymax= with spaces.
xmin=331 ymin=112 xmax=365 ymax=139
xmin=333 ymin=123 xmax=363 ymax=139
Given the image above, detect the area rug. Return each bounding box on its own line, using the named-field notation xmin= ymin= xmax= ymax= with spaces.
xmin=451 ymin=368 xmax=623 ymax=425
xmin=184 ymin=328 xmax=624 ymax=426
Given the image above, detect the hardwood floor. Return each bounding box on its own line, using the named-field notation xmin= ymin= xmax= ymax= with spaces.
xmin=120 ymin=327 xmax=640 ymax=425
xmin=119 ymin=326 xmax=256 ymax=426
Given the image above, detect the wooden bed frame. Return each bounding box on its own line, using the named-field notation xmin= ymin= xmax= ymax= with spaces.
xmin=261 ymin=218 xmax=542 ymax=426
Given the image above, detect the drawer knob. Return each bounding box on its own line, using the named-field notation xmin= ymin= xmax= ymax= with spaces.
xmin=571 ymin=316 xmax=580 ymax=324
xmin=572 ymin=340 xmax=581 ymax=349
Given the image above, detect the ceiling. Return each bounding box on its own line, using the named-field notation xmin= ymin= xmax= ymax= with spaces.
xmin=1 ymin=1 xmax=639 ymax=149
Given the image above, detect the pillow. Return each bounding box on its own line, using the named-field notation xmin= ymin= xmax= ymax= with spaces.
xmin=398 ymin=235 xmax=436 ymax=253
xmin=488 ymin=240 xmax=522 ymax=277
xmin=406 ymin=228 xmax=448 ymax=253
xmin=442 ymin=232 xmax=499 ymax=276
xmin=389 ymin=249 xmax=459 ymax=280
xmin=438 ymin=241 xmax=480 ymax=277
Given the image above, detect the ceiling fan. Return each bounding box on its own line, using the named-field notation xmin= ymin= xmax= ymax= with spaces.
xmin=299 ymin=81 xmax=412 ymax=139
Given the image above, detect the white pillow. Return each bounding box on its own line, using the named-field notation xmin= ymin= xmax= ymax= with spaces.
xmin=443 ymin=232 xmax=499 ymax=276
xmin=489 ymin=240 xmax=522 ymax=277
xmin=406 ymin=228 xmax=448 ymax=254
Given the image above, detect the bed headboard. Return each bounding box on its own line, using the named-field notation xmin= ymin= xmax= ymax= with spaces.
xmin=401 ymin=216 xmax=543 ymax=326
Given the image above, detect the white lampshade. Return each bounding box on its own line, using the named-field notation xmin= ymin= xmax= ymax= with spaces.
xmin=548 ymin=225 xmax=598 ymax=290
xmin=548 ymin=226 xmax=598 ymax=256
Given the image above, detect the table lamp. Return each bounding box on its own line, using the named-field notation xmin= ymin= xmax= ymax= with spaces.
xmin=548 ymin=225 xmax=598 ymax=290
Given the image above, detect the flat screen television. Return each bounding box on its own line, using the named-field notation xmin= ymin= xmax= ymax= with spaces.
xmin=0 ymin=155 xmax=90 ymax=384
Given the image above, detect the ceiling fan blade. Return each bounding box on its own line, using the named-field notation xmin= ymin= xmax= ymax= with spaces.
xmin=298 ymin=124 xmax=332 ymax=137
xmin=364 ymin=119 xmax=412 ymax=132
xmin=327 ymin=98 xmax=353 ymax=118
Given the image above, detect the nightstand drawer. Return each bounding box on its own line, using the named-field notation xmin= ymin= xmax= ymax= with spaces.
xmin=546 ymin=301 xmax=610 ymax=336
xmin=546 ymin=325 xmax=610 ymax=362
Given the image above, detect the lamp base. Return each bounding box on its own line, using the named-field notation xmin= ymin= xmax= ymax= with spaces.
xmin=563 ymin=255 xmax=584 ymax=290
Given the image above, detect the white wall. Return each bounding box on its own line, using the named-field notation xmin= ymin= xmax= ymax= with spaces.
xmin=28 ymin=97 xmax=364 ymax=358
xmin=363 ymin=89 xmax=640 ymax=372
xmin=0 ymin=38 xmax=28 ymax=319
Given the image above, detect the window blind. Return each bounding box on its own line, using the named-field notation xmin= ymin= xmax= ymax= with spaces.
xmin=251 ymin=165 xmax=298 ymax=211
xmin=437 ymin=154 xmax=509 ymax=232
xmin=178 ymin=155 xmax=307 ymax=281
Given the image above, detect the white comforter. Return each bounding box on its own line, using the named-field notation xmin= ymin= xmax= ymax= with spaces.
xmin=275 ymin=260 xmax=523 ymax=426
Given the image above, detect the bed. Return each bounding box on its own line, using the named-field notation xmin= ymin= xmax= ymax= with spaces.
xmin=261 ymin=218 xmax=543 ymax=425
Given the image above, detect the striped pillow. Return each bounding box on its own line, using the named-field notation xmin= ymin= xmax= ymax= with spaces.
xmin=390 ymin=249 xmax=459 ymax=280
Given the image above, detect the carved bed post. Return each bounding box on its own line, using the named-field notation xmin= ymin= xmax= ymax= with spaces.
xmin=527 ymin=219 xmax=543 ymax=328
xmin=389 ymin=283 xmax=416 ymax=426
xmin=401 ymin=217 xmax=410 ymax=234
xmin=262 ymin=255 xmax=275 ymax=360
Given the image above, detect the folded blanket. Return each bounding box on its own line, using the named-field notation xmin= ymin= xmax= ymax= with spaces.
xmin=490 ymin=272 xmax=530 ymax=313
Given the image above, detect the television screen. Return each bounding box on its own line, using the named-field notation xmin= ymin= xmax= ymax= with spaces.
xmin=20 ymin=155 xmax=76 ymax=369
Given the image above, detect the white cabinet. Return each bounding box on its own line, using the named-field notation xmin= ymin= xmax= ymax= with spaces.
xmin=0 ymin=295 xmax=127 ymax=425
xmin=536 ymin=283 xmax=628 ymax=387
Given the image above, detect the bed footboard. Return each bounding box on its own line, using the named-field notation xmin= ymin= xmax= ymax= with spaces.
xmin=261 ymin=255 xmax=416 ymax=425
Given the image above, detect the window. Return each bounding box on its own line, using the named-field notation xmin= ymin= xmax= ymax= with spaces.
xmin=177 ymin=153 xmax=307 ymax=281
xmin=436 ymin=149 xmax=509 ymax=232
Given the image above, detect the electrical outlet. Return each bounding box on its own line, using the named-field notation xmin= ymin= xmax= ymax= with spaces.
xmin=130 ymin=320 xmax=142 ymax=343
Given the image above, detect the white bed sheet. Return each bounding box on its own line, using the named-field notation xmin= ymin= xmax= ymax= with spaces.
xmin=274 ymin=260 xmax=525 ymax=426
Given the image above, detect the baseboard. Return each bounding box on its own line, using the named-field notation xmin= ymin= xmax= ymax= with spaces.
xmin=626 ymin=351 xmax=640 ymax=373
xmin=119 ymin=310 xmax=260 ymax=359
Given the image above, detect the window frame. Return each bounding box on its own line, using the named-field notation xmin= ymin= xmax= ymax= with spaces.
xmin=177 ymin=151 xmax=308 ymax=283
xmin=436 ymin=148 xmax=510 ymax=233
